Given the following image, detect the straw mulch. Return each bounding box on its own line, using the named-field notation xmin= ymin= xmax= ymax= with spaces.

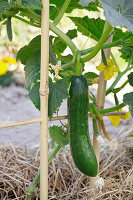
xmin=0 ymin=139 xmax=132 ymax=200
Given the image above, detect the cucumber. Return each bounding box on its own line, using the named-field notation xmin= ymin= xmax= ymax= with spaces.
xmin=68 ymin=75 xmax=98 ymax=177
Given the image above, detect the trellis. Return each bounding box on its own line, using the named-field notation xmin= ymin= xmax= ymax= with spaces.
xmin=0 ymin=0 xmax=126 ymax=200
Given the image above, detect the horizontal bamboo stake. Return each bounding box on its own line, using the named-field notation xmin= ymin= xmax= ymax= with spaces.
xmin=0 ymin=112 xmax=126 ymax=129
xmin=50 ymin=112 xmax=126 ymax=121
xmin=0 ymin=119 xmax=42 ymax=129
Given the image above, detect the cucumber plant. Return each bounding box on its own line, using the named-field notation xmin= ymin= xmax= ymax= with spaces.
xmin=0 ymin=0 xmax=133 ymax=197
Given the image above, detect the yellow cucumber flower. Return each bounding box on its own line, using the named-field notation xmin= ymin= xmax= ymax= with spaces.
xmin=2 ymin=56 xmax=16 ymax=65
xmin=0 ymin=61 xmax=8 ymax=76
xmin=108 ymin=111 xmax=130 ymax=126
xmin=96 ymin=58 xmax=119 ymax=80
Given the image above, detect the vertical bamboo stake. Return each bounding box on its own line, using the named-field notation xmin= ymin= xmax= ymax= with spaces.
xmin=90 ymin=35 xmax=113 ymax=187
xmin=40 ymin=0 xmax=49 ymax=199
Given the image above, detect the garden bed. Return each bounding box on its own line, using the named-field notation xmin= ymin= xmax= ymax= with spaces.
xmin=0 ymin=136 xmax=132 ymax=200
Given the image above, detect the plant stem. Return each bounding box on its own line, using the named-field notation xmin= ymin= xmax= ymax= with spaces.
xmin=111 ymin=51 xmax=118 ymax=66
xmin=19 ymin=9 xmax=41 ymax=23
xmin=13 ymin=15 xmax=41 ymax=28
xmin=80 ymin=33 xmax=133 ymax=56
xmin=81 ymin=21 xmax=112 ymax=62
xmin=106 ymin=54 xmax=133 ymax=96
xmin=61 ymin=61 xmax=73 ymax=69
xmin=101 ymin=121 xmax=111 ymax=141
xmin=91 ymin=104 xmax=103 ymax=121
xmin=25 ymin=170 xmax=40 ymax=200
xmin=53 ymin=0 xmax=71 ymax=25
xmin=49 ymin=22 xmax=78 ymax=54
xmin=89 ymin=105 xmax=99 ymax=136
xmin=112 ymin=79 xmax=128 ymax=94
xmin=48 ymin=145 xmax=62 ymax=164
xmin=99 ymin=103 xmax=125 ymax=113
xmin=25 ymin=144 xmax=61 ymax=200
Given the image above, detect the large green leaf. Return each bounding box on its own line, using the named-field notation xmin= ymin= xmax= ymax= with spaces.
xmin=24 ymin=51 xmax=40 ymax=91
xmin=48 ymin=77 xmax=69 ymax=118
xmin=49 ymin=125 xmax=68 ymax=146
xmin=0 ymin=0 xmax=9 ymax=18
xmin=128 ymin=72 xmax=133 ymax=87
xmin=28 ymin=82 xmax=40 ymax=110
xmin=17 ymin=35 xmax=57 ymax=65
xmin=100 ymin=0 xmax=133 ymax=31
xmin=17 ymin=35 xmax=41 ymax=65
xmin=28 ymin=77 xmax=70 ymax=118
xmin=119 ymin=47 xmax=133 ymax=64
xmin=69 ymin=16 xmax=104 ymax=41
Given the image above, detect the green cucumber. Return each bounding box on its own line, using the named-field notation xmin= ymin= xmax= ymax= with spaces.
xmin=68 ymin=75 xmax=98 ymax=177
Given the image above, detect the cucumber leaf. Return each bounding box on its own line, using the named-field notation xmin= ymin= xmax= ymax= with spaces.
xmin=84 ymin=72 xmax=99 ymax=85
xmin=12 ymin=0 xmax=42 ymax=10
xmin=0 ymin=0 xmax=9 ymax=18
xmin=123 ymin=92 xmax=133 ymax=118
xmin=79 ymin=0 xmax=96 ymax=7
xmin=100 ymin=0 xmax=133 ymax=31
xmin=17 ymin=35 xmax=41 ymax=65
xmin=48 ymin=77 xmax=70 ymax=118
xmin=28 ymin=82 xmax=40 ymax=110
xmin=128 ymin=72 xmax=133 ymax=87
xmin=49 ymin=125 xmax=68 ymax=146
xmin=28 ymin=77 xmax=70 ymax=118
xmin=17 ymin=35 xmax=57 ymax=65
xmin=69 ymin=16 xmax=104 ymax=41
xmin=129 ymin=106 xmax=133 ymax=118
xmin=24 ymin=51 xmax=40 ymax=91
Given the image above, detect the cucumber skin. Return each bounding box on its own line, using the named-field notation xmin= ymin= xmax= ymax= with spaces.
xmin=68 ymin=75 xmax=98 ymax=177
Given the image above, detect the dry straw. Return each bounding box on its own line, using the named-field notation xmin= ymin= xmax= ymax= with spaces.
xmin=0 ymin=134 xmax=132 ymax=199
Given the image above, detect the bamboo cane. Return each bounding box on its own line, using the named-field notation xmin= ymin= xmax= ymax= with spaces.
xmin=40 ymin=0 xmax=49 ymax=199
xmin=90 ymin=35 xmax=113 ymax=187
xmin=0 ymin=112 xmax=126 ymax=129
